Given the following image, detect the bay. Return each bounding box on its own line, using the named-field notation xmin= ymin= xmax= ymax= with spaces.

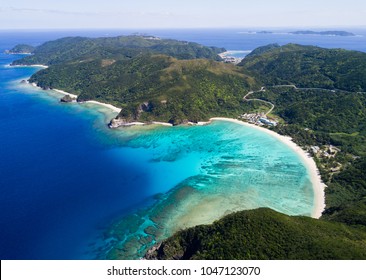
xmin=1 ymin=29 xmax=364 ymax=259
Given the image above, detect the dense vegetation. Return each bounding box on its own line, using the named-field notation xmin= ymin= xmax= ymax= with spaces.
xmin=245 ymin=43 xmax=280 ymax=58
xmin=5 ymin=44 xmax=35 ymax=54
xmin=239 ymin=44 xmax=366 ymax=92
xmin=11 ymin=35 xmax=225 ymax=66
xmin=28 ymin=54 xmax=257 ymax=125
xmin=145 ymin=208 xmax=366 ymax=260
xmin=11 ymin=37 xmax=366 ymax=259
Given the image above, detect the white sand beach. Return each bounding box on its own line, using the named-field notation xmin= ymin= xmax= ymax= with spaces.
xmin=152 ymin=121 xmax=173 ymax=127
xmin=53 ymin=89 xmax=78 ymax=99
xmin=30 ymin=64 xmax=48 ymax=68
xmin=210 ymin=117 xmax=326 ymax=219
xmin=85 ymin=100 xmax=121 ymax=113
xmin=27 ymin=79 xmax=325 ymax=218
xmin=10 ymin=64 xmax=48 ymax=68
xmin=29 ymin=83 xmax=121 ymax=113
xmin=28 ymin=83 xmax=78 ymax=99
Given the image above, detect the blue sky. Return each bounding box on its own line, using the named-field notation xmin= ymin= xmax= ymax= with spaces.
xmin=0 ymin=0 xmax=365 ymax=29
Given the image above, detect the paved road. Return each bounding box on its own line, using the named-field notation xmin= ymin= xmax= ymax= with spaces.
xmin=243 ymin=87 xmax=275 ymax=116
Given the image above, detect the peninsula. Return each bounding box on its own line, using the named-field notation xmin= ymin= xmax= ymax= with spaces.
xmin=10 ymin=35 xmax=366 ymax=259
xmin=5 ymin=44 xmax=35 ymax=54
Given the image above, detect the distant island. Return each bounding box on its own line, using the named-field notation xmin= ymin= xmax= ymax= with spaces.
xmin=246 ymin=30 xmax=356 ymax=36
xmin=290 ymin=30 xmax=356 ymax=36
xmin=9 ymin=36 xmax=366 ymax=259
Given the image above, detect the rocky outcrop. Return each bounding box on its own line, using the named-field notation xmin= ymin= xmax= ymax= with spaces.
xmin=109 ymin=117 xmax=129 ymax=128
xmin=144 ymin=242 xmax=185 ymax=260
xmin=60 ymin=95 xmax=76 ymax=103
xmin=143 ymin=243 xmax=162 ymax=260
xmin=108 ymin=117 xmax=143 ymax=128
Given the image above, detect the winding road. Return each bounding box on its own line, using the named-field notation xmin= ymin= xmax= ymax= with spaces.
xmin=242 ymin=84 xmax=359 ymax=117
xmin=243 ymin=87 xmax=275 ymax=116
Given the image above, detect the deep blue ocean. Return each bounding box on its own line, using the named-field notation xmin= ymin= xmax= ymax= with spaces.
xmin=1 ymin=29 xmax=365 ymax=260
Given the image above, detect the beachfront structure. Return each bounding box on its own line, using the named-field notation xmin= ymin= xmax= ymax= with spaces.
xmin=259 ymin=117 xmax=277 ymax=126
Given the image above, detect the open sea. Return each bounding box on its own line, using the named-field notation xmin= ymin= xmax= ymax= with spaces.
xmin=1 ymin=28 xmax=366 ymax=259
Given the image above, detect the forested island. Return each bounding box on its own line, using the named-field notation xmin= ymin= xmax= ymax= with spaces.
xmin=254 ymin=30 xmax=356 ymax=36
xmin=290 ymin=30 xmax=356 ymax=36
xmin=10 ymin=35 xmax=366 ymax=259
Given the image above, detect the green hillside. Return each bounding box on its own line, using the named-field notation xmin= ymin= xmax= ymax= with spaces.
xmin=145 ymin=208 xmax=366 ymax=260
xmin=11 ymin=35 xmax=225 ymax=66
xmin=240 ymin=44 xmax=366 ymax=92
xmin=29 ymin=54 xmax=258 ymax=125
xmin=5 ymin=44 xmax=35 ymax=54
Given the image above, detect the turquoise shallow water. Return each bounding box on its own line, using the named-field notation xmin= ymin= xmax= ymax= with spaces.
xmin=0 ymin=55 xmax=314 ymax=260
xmin=0 ymin=30 xmax=326 ymax=259
xmin=91 ymin=120 xmax=314 ymax=259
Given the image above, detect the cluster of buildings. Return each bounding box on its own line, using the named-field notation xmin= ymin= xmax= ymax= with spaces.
xmin=218 ymin=51 xmax=243 ymax=64
xmin=222 ymin=56 xmax=242 ymax=64
xmin=239 ymin=113 xmax=278 ymax=126
xmin=310 ymin=145 xmax=340 ymax=158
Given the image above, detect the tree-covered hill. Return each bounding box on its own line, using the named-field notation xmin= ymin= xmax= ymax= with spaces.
xmin=29 ymin=54 xmax=258 ymax=125
xmin=145 ymin=208 xmax=366 ymax=260
xmin=5 ymin=44 xmax=35 ymax=54
xmin=240 ymin=44 xmax=366 ymax=92
xmin=244 ymin=43 xmax=280 ymax=58
xmin=11 ymin=35 xmax=225 ymax=66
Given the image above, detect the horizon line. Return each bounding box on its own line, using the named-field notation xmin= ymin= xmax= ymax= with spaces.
xmin=1 ymin=25 xmax=366 ymax=31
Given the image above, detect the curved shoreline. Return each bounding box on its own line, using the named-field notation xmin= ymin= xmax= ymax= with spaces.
xmin=83 ymin=100 xmax=121 ymax=113
xmin=9 ymin=64 xmax=48 ymax=68
xmin=28 ymin=82 xmax=123 ymax=113
xmin=210 ymin=117 xmax=326 ymax=219
xmin=22 ymin=64 xmax=325 ymax=219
